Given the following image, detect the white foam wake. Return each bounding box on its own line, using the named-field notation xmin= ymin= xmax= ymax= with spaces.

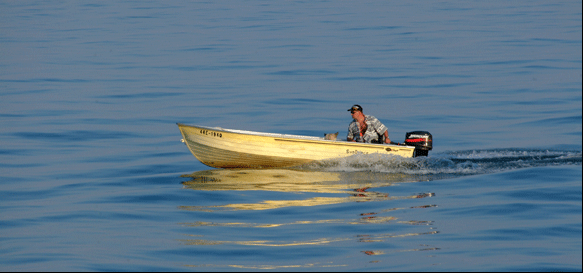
xmin=299 ymin=149 xmax=582 ymax=176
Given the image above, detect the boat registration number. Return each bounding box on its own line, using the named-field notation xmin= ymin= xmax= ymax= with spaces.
xmin=200 ymin=130 xmax=222 ymax=138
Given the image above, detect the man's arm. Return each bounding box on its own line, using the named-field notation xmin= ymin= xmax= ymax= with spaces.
xmin=369 ymin=116 xmax=390 ymax=143
xmin=347 ymin=122 xmax=356 ymax=142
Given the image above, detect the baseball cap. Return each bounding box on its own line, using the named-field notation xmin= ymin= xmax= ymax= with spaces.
xmin=347 ymin=104 xmax=363 ymax=113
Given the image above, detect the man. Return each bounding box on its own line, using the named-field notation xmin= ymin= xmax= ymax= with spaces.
xmin=347 ymin=104 xmax=391 ymax=144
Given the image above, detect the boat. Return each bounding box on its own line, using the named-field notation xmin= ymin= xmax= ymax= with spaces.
xmin=177 ymin=123 xmax=432 ymax=168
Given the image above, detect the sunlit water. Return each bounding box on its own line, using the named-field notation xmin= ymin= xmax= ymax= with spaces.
xmin=1 ymin=0 xmax=581 ymax=271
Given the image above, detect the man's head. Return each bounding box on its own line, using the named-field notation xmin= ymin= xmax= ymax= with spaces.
xmin=348 ymin=104 xmax=364 ymax=119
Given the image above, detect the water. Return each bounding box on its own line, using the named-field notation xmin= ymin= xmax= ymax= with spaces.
xmin=1 ymin=0 xmax=581 ymax=271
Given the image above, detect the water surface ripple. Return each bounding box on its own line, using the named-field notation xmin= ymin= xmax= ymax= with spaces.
xmin=1 ymin=0 xmax=581 ymax=271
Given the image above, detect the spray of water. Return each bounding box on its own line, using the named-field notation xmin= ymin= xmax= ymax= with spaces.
xmin=299 ymin=149 xmax=582 ymax=177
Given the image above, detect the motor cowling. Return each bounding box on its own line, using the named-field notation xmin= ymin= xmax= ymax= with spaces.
xmin=405 ymin=131 xmax=432 ymax=157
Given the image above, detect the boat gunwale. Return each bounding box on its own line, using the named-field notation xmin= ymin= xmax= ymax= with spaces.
xmin=177 ymin=123 xmax=416 ymax=150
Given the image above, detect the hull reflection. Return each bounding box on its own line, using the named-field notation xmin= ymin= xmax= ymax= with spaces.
xmin=181 ymin=168 xmax=425 ymax=194
xmin=180 ymin=169 xmax=434 ymax=211
xmin=178 ymin=168 xmax=439 ymax=268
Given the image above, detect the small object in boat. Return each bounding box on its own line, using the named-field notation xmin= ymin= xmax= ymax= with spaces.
xmin=324 ymin=132 xmax=339 ymax=140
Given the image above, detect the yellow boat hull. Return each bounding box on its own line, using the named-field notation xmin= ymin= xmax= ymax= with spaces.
xmin=177 ymin=123 xmax=416 ymax=168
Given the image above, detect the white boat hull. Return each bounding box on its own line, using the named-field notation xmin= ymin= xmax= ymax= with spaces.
xmin=177 ymin=123 xmax=417 ymax=168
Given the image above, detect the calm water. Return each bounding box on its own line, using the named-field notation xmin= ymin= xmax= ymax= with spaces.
xmin=1 ymin=0 xmax=581 ymax=271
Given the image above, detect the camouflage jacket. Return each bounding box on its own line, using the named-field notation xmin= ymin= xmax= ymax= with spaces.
xmin=347 ymin=115 xmax=388 ymax=143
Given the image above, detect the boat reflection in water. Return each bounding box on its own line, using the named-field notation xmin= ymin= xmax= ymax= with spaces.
xmin=180 ymin=169 xmax=434 ymax=211
xmin=178 ymin=169 xmax=439 ymax=269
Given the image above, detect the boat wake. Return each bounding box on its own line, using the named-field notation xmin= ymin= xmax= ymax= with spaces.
xmin=298 ymin=148 xmax=582 ymax=177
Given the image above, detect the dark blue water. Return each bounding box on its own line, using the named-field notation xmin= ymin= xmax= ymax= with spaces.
xmin=1 ymin=0 xmax=581 ymax=271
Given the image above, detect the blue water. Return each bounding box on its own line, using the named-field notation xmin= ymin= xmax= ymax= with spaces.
xmin=1 ymin=0 xmax=581 ymax=271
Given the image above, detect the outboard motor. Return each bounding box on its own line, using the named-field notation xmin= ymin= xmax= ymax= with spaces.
xmin=405 ymin=131 xmax=433 ymax=157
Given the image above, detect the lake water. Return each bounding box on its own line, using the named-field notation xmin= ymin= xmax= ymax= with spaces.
xmin=1 ymin=0 xmax=581 ymax=271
